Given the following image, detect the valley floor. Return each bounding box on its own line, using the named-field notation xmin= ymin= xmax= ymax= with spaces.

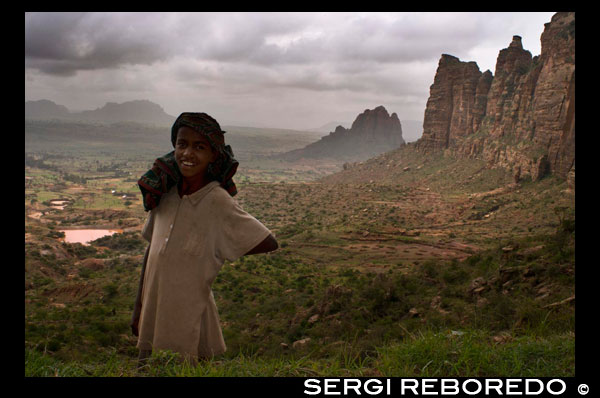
xmin=25 ymin=149 xmax=575 ymax=377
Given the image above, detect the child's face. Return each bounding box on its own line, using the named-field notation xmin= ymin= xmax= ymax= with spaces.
xmin=174 ymin=126 xmax=218 ymax=180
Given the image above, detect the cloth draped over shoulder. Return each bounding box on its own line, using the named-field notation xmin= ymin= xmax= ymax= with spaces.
xmin=137 ymin=112 xmax=239 ymax=211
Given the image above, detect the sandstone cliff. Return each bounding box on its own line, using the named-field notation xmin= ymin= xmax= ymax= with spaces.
xmin=418 ymin=55 xmax=492 ymax=152
xmin=279 ymin=105 xmax=405 ymax=162
xmin=417 ymin=12 xmax=575 ymax=183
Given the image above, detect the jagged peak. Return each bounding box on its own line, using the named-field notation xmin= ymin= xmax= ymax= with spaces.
xmin=440 ymin=54 xmax=460 ymax=63
xmin=509 ymin=35 xmax=523 ymax=49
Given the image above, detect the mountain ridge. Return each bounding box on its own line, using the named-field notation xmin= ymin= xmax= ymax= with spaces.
xmin=25 ymin=99 xmax=176 ymax=127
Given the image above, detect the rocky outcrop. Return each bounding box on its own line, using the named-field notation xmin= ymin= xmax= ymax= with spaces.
xmin=418 ymin=56 xmax=492 ymax=152
xmin=531 ymin=12 xmax=575 ymax=178
xmin=417 ymin=12 xmax=575 ymax=182
xmin=278 ymin=105 xmax=405 ymax=162
xmin=349 ymin=106 xmax=405 ymax=147
xmin=483 ymin=35 xmax=534 ymax=140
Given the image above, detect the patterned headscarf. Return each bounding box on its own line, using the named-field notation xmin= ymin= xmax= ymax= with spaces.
xmin=138 ymin=112 xmax=238 ymax=211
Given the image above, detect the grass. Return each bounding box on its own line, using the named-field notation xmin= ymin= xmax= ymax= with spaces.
xmin=26 ymin=330 xmax=574 ymax=377
xmin=375 ymin=330 xmax=574 ymax=377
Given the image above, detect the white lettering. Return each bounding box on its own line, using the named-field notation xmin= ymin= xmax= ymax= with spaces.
xmin=506 ymin=379 xmax=522 ymax=395
xmin=304 ymin=378 xmax=567 ymax=397
xmin=441 ymin=379 xmax=459 ymax=395
xmin=401 ymin=379 xmax=419 ymax=395
xmin=304 ymin=379 xmax=321 ymax=395
xmin=547 ymin=379 xmax=566 ymax=395
xmin=462 ymin=379 xmax=482 ymax=395
xmin=422 ymin=379 xmax=438 ymax=395
xmin=485 ymin=379 xmax=503 ymax=395
xmin=364 ymin=379 xmax=383 ymax=395
xmin=344 ymin=379 xmax=362 ymax=395
xmin=325 ymin=379 xmax=341 ymax=395
xmin=525 ymin=379 xmax=544 ymax=395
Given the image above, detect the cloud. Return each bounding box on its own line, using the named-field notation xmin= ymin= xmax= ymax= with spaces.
xmin=25 ymin=12 xmax=496 ymax=75
xmin=25 ymin=12 xmax=176 ymax=75
xmin=25 ymin=12 xmax=556 ymax=128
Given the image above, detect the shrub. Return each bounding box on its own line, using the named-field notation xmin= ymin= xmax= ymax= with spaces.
xmin=102 ymin=283 xmax=119 ymax=299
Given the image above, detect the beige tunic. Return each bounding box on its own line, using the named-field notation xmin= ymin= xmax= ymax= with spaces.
xmin=136 ymin=181 xmax=271 ymax=359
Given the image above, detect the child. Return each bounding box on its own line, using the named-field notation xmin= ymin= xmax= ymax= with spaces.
xmin=131 ymin=112 xmax=278 ymax=365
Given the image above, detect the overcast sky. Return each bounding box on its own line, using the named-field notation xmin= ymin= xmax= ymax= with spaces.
xmin=25 ymin=12 xmax=556 ymax=130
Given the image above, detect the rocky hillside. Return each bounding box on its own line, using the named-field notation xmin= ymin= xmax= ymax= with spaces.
xmin=278 ymin=105 xmax=405 ymax=162
xmin=416 ymin=12 xmax=574 ymax=185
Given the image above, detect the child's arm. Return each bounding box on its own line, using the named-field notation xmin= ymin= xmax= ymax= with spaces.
xmin=244 ymin=234 xmax=278 ymax=256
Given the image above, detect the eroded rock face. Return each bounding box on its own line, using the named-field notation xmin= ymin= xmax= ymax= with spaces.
xmin=417 ymin=12 xmax=575 ymax=182
xmin=418 ymin=55 xmax=491 ymax=152
xmin=279 ymin=105 xmax=405 ymax=161
xmin=349 ymin=105 xmax=405 ymax=147
xmin=531 ymin=12 xmax=575 ymax=179
xmin=484 ymin=35 xmax=534 ymax=140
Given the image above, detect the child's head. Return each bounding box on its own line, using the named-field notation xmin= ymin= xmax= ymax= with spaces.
xmin=171 ymin=112 xmax=224 ymax=149
xmin=174 ymin=126 xmax=218 ymax=180
xmin=170 ymin=113 xmax=239 ymax=195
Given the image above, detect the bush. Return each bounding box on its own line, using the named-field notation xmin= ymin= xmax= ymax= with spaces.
xmin=102 ymin=283 xmax=119 ymax=299
xmin=441 ymin=266 xmax=469 ymax=285
xmin=65 ymin=243 xmax=98 ymax=259
xmin=91 ymin=232 xmax=145 ymax=253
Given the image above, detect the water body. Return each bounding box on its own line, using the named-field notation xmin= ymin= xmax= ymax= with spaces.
xmin=60 ymin=229 xmax=122 ymax=245
xmin=49 ymin=199 xmax=71 ymax=210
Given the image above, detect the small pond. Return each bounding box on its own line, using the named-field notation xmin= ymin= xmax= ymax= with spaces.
xmin=49 ymin=200 xmax=69 ymax=210
xmin=60 ymin=229 xmax=123 ymax=245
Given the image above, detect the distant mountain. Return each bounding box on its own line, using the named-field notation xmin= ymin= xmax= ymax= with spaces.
xmin=277 ymin=105 xmax=405 ymax=162
xmin=25 ymin=99 xmax=176 ymax=127
xmin=25 ymin=99 xmax=71 ymax=120
xmin=76 ymin=100 xmax=175 ymax=126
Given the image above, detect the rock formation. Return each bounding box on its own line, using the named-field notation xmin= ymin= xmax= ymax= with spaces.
xmin=418 ymin=55 xmax=491 ymax=152
xmin=348 ymin=106 xmax=405 ymax=147
xmin=417 ymin=12 xmax=575 ymax=183
xmin=279 ymin=105 xmax=405 ymax=162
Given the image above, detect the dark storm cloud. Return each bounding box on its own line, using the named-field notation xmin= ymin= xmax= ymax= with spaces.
xmin=25 ymin=12 xmax=175 ymax=76
xmin=25 ymin=12 xmax=486 ymax=76
xmin=25 ymin=12 xmax=315 ymax=75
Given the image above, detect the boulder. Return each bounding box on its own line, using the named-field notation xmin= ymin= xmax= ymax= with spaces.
xmin=79 ymin=258 xmax=105 ymax=270
xmin=469 ymin=277 xmax=487 ymax=295
xmin=292 ymin=338 xmax=312 ymax=349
